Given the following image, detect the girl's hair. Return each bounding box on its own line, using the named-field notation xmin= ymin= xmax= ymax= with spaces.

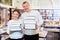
xmin=13 ymin=9 xmax=21 ymax=17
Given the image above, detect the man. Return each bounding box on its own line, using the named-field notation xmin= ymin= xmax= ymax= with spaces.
xmin=21 ymin=1 xmax=44 ymax=40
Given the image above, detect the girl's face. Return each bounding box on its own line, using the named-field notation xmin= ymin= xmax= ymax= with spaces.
xmin=12 ymin=11 xmax=19 ymax=20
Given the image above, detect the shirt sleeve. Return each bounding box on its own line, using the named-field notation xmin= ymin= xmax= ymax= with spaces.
xmin=36 ymin=11 xmax=44 ymax=27
xmin=19 ymin=14 xmax=24 ymax=29
xmin=19 ymin=14 xmax=25 ymax=33
xmin=19 ymin=19 xmax=24 ymax=29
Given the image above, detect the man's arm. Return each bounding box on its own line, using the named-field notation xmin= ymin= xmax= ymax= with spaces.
xmin=36 ymin=11 xmax=44 ymax=29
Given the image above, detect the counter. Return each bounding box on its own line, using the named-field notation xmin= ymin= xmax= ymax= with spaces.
xmin=0 ymin=26 xmax=60 ymax=40
xmin=44 ymin=26 xmax=60 ymax=40
xmin=0 ymin=27 xmax=8 ymax=39
xmin=0 ymin=27 xmax=7 ymax=34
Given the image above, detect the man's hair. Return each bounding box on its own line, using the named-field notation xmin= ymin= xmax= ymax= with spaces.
xmin=22 ymin=1 xmax=29 ymax=4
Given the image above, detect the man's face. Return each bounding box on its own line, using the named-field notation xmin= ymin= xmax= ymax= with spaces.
xmin=22 ymin=3 xmax=30 ymax=10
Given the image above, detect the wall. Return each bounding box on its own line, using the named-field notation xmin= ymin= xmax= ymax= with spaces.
xmin=12 ymin=0 xmax=60 ymax=9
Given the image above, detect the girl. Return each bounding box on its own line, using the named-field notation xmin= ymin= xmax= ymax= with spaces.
xmin=7 ymin=9 xmax=24 ymax=40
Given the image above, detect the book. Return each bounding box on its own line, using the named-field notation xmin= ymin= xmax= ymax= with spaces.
xmin=10 ymin=25 xmax=22 ymax=31
xmin=24 ymin=20 xmax=36 ymax=24
xmin=25 ymin=23 xmax=36 ymax=29
xmin=10 ymin=28 xmax=21 ymax=31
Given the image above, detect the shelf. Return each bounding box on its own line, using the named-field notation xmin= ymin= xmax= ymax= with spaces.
xmin=39 ymin=31 xmax=48 ymax=37
xmin=44 ymin=28 xmax=60 ymax=32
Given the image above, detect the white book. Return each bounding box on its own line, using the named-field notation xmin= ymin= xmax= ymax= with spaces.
xmin=24 ymin=16 xmax=35 ymax=20
xmin=25 ymin=24 xmax=36 ymax=29
xmin=10 ymin=28 xmax=21 ymax=31
xmin=10 ymin=26 xmax=21 ymax=31
xmin=24 ymin=20 xmax=36 ymax=24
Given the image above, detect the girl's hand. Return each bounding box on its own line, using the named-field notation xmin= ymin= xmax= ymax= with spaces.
xmin=20 ymin=30 xmax=23 ymax=33
xmin=10 ymin=31 xmax=14 ymax=34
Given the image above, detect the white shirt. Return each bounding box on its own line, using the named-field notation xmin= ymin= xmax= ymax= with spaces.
xmin=21 ymin=10 xmax=44 ymax=35
xmin=7 ymin=19 xmax=24 ymax=39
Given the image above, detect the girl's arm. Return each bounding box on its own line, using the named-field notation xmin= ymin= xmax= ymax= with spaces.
xmin=6 ymin=21 xmax=10 ymax=34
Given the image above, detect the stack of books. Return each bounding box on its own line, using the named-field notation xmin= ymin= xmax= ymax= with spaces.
xmin=10 ymin=24 xmax=21 ymax=31
xmin=24 ymin=16 xmax=36 ymax=29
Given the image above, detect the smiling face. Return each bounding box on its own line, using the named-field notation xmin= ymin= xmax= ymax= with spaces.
xmin=12 ymin=11 xmax=20 ymax=20
xmin=22 ymin=2 xmax=30 ymax=12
